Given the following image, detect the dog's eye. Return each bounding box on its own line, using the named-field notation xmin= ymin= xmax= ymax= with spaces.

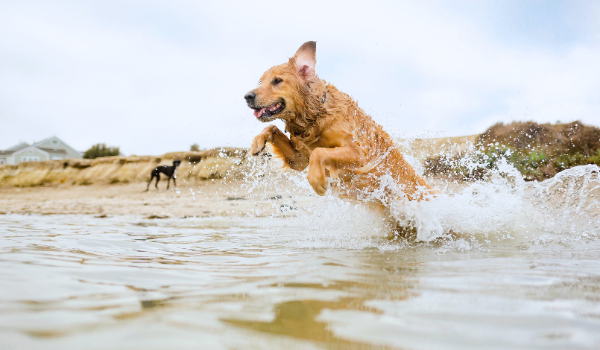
xmin=272 ymin=77 xmax=282 ymax=85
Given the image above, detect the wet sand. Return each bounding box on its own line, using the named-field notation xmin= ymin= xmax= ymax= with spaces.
xmin=0 ymin=176 xmax=462 ymax=218
xmin=0 ymin=179 xmax=313 ymax=218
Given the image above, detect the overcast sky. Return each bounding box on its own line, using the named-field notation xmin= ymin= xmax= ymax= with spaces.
xmin=1 ymin=0 xmax=599 ymax=155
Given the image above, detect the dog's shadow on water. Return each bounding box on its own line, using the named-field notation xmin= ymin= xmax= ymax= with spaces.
xmin=222 ymin=276 xmax=411 ymax=350
xmin=109 ymin=251 xmax=417 ymax=349
xmin=223 ymin=297 xmax=393 ymax=349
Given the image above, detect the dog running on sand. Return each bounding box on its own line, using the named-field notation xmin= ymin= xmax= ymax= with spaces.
xmin=245 ymin=41 xmax=436 ymax=201
xmin=146 ymin=160 xmax=181 ymax=191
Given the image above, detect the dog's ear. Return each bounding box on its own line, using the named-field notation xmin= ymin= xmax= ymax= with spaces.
xmin=292 ymin=41 xmax=316 ymax=81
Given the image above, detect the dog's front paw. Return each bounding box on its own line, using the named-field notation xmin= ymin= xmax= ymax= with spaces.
xmin=249 ymin=134 xmax=268 ymax=156
xmin=307 ymin=171 xmax=328 ymax=196
xmin=249 ymin=125 xmax=279 ymax=156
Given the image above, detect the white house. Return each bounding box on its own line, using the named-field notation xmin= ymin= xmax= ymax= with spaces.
xmin=0 ymin=136 xmax=82 ymax=165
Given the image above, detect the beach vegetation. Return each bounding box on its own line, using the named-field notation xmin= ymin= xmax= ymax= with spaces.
xmin=424 ymin=121 xmax=600 ymax=181
xmin=83 ymin=144 xmax=120 ymax=159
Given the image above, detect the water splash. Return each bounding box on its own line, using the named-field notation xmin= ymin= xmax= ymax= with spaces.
xmin=239 ymin=144 xmax=600 ymax=251
xmin=525 ymin=164 xmax=600 ymax=238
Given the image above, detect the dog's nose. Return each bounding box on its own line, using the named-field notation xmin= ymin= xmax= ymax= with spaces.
xmin=244 ymin=91 xmax=256 ymax=104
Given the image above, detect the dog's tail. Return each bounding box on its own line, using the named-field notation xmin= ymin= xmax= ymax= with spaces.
xmin=353 ymin=148 xmax=393 ymax=175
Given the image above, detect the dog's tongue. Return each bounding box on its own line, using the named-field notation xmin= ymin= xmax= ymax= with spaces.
xmin=254 ymin=108 xmax=266 ymax=118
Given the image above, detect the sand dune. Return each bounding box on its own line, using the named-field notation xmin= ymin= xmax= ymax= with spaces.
xmin=0 ymin=137 xmax=477 ymax=189
xmin=0 ymin=148 xmax=247 ymax=188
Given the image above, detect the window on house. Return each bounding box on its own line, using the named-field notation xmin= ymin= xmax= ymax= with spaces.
xmin=22 ymin=156 xmax=40 ymax=162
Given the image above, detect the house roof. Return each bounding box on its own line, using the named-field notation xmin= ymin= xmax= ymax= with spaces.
xmin=0 ymin=146 xmax=67 ymax=157
xmin=34 ymin=136 xmax=82 ymax=156
xmin=38 ymin=148 xmax=67 ymax=155
xmin=33 ymin=136 xmax=58 ymax=146
xmin=2 ymin=137 xmax=79 ymax=156
xmin=5 ymin=142 xmax=30 ymax=153
xmin=12 ymin=145 xmax=50 ymax=156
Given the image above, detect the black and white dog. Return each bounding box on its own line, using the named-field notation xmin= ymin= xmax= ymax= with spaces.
xmin=146 ymin=160 xmax=181 ymax=191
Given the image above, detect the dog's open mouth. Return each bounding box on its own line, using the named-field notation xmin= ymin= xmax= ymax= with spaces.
xmin=253 ymin=101 xmax=285 ymax=120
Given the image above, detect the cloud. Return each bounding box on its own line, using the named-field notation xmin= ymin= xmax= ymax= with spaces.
xmin=0 ymin=0 xmax=598 ymax=155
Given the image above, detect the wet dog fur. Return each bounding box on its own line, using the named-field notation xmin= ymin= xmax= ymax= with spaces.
xmin=245 ymin=41 xmax=436 ymax=202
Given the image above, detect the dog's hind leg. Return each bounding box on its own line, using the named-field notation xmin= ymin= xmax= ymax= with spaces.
xmin=147 ymin=174 xmax=155 ymax=191
xmin=307 ymin=146 xmax=365 ymax=196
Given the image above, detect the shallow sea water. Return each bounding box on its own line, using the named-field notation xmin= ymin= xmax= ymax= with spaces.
xmin=1 ymin=209 xmax=600 ymax=350
xmin=1 ymin=163 xmax=600 ymax=349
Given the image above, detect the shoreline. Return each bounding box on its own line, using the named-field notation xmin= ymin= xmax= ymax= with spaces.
xmin=0 ymin=179 xmax=312 ymax=218
xmin=0 ymin=176 xmax=461 ymax=218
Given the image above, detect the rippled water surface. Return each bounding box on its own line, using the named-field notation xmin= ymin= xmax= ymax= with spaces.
xmin=1 ymin=211 xmax=600 ymax=350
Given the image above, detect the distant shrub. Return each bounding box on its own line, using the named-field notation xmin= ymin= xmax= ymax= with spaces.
xmin=190 ymin=143 xmax=200 ymax=152
xmin=83 ymin=144 xmax=120 ymax=159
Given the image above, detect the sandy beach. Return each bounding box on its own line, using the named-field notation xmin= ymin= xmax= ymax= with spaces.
xmin=0 ymin=174 xmax=460 ymax=218
xmin=0 ymin=180 xmax=305 ymax=218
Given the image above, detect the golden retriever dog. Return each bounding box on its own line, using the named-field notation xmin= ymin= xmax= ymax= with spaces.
xmin=244 ymin=41 xmax=436 ymax=202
